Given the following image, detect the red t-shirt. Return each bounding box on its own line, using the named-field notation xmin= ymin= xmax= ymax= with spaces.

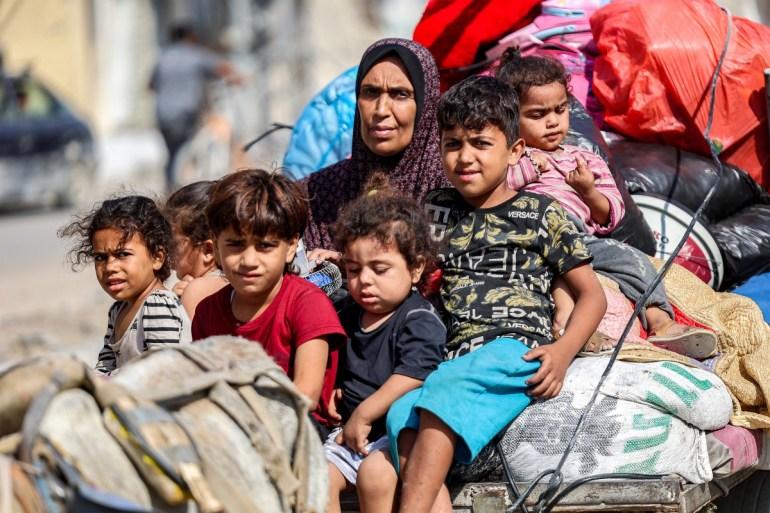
xmin=192 ymin=273 xmax=345 ymax=425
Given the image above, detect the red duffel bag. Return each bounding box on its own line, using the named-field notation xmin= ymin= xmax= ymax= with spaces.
xmin=413 ymin=0 xmax=540 ymax=90
xmin=590 ymin=0 xmax=770 ymax=189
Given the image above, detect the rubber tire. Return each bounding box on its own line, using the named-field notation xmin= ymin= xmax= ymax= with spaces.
xmin=713 ymin=470 xmax=770 ymax=513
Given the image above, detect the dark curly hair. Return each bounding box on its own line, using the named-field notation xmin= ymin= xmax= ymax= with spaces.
xmin=437 ymin=75 xmax=520 ymax=145
xmin=59 ymin=195 xmax=174 ymax=281
xmin=332 ymin=184 xmax=436 ymax=286
xmin=207 ymin=168 xmax=308 ymax=240
xmin=495 ymin=48 xmax=571 ymax=100
xmin=164 ymin=181 xmax=214 ymax=245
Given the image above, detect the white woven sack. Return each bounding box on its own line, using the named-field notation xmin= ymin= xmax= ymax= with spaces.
xmin=500 ymin=357 xmax=721 ymax=484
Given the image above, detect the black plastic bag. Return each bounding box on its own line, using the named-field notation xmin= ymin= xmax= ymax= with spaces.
xmin=608 ymin=139 xmax=769 ymax=224
xmin=607 ymin=138 xmax=770 ymax=289
xmin=712 ymin=204 xmax=770 ymax=289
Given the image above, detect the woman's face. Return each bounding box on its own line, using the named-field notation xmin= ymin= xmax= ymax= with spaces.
xmin=357 ymin=56 xmax=417 ymax=157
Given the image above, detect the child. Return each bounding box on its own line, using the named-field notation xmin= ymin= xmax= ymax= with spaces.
xmin=496 ymin=51 xmax=717 ymax=357
xmin=164 ymin=181 xmax=228 ymax=317
xmin=60 ymin=195 xmax=191 ymax=374
xmin=191 ymin=168 xmax=345 ymax=427
xmin=387 ymin=76 xmax=607 ymax=513
xmin=325 ymin=187 xmax=447 ymax=513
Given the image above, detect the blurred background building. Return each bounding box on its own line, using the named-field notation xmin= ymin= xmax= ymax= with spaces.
xmin=0 ymin=0 xmax=423 ymax=362
xmin=0 ymin=0 xmax=423 ymax=195
xmin=0 ymin=0 xmax=766 ymax=196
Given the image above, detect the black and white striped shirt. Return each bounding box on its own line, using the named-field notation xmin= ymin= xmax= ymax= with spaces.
xmin=95 ymin=289 xmax=191 ymax=374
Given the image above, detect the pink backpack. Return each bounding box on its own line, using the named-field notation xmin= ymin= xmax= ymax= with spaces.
xmin=486 ymin=0 xmax=610 ymax=126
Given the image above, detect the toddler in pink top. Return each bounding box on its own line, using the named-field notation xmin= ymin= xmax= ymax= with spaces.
xmin=497 ymin=50 xmax=717 ymax=359
xmin=511 ymin=144 xmax=625 ymax=236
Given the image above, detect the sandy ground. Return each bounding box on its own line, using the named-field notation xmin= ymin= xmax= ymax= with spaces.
xmin=0 ymin=208 xmax=112 ymax=365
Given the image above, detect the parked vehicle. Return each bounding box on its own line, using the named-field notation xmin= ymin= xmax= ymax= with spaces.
xmin=0 ymin=71 xmax=96 ymax=210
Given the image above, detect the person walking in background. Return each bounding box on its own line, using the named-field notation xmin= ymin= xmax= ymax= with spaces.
xmin=150 ymin=21 xmax=241 ymax=192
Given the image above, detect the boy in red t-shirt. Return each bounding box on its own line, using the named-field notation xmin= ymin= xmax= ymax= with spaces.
xmin=191 ymin=169 xmax=345 ymax=430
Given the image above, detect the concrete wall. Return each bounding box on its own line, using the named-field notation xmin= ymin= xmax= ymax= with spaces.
xmin=0 ymin=0 xmax=94 ymax=122
xmin=93 ymin=0 xmax=157 ymax=133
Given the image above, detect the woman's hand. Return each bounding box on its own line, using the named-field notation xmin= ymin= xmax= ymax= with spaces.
xmin=336 ymin=409 xmax=373 ymax=455
xmin=307 ymin=248 xmax=342 ymax=266
xmin=531 ymin=152 xmax=549 ymax=173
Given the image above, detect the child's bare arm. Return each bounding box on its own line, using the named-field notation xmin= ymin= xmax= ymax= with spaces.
xmin=337 ymin=374 xmax=423 ymax=455
xmin=179 ymin=275 xmax=228 ymax=319
xmin=293 ymin=337 xmax=330 ymax=409
xmin=582 ymin=191 xmax=611 ymax=226
xmin=551 ymin=275 xmax=575 ymax=339
xmin=524 ymin=262 xmax=606 ymax=398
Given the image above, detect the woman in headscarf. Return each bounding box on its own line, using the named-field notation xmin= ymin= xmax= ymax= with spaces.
xmin=308 ymin=39 xmax=453 ymax=513
xmin=302 ymin=38 xmax=448 ymax=252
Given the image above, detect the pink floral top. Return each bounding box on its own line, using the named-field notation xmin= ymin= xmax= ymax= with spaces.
xmin=508 ymin=144 xmax=625 ymax=235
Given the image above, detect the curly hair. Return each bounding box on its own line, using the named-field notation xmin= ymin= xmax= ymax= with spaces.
xmin=207 ymin=168 xmax=308 ymax=240
xmin=332 ymin=187 xmax=436 ymax=285
xmin=164 ymin=181 xmax=214 ymax=245
xmin=437 ymin=75 xmax=520 ymax=145
xmin=495 ymin=48 xmax=571 ymax=99
xmin=59 ymin=195 xmax=174 ymax=281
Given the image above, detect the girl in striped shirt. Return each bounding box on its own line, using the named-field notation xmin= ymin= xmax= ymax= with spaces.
xmin=61 ymin=195 xmax=191 ymax=374
xmin=497 ymin=51 xmax=718 ymax=359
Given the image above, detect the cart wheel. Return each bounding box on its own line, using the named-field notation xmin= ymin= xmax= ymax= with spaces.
xmin=714 ymin=470 xmax=770 ymax=512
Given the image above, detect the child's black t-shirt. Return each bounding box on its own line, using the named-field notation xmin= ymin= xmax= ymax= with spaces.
xmin=425 ymin=188 xmax=592 ymax=359
xmin=338 ymin=290 xmax=446 ymax=439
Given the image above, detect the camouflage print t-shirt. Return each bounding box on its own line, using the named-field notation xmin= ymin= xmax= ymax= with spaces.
xmin=425 ymin=188 xmax=592 ymax=359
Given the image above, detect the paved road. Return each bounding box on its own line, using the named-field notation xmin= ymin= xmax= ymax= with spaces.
xmin=0 ymin=207 xmax=109 ymax=364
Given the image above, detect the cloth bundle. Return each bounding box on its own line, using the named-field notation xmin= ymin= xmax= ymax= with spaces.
xmin=638 ymin=261 xmax=770 ymax=429
xmin=0 ymin=337 xmax=328 ymax=513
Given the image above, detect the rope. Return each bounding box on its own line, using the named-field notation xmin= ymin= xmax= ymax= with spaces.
xmin=242 ymin=122 xmax=293 ymax=152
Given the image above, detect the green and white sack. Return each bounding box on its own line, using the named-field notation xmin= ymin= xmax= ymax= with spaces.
xmin=500 ymin=357 xmax=732 ymax=484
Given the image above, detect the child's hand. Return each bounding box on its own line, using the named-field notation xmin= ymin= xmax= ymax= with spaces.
xmin=327 ymin=388 xmax=343 ymax=425
xmin=172 ymin=274 xmax=194 ymax=297
xmin=307 ymin=248 xmax=342 ymax=266
xmin=565 ymin=156 xmax=595 ymax=198
xmin=522 ymin=344 xmax=573 ymax=399
xmin=335 ymin=410 xmax=373 ymax=456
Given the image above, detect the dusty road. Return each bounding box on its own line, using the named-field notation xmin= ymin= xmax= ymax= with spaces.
xmin=0 ymin=207 xmax=110 ymax=364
